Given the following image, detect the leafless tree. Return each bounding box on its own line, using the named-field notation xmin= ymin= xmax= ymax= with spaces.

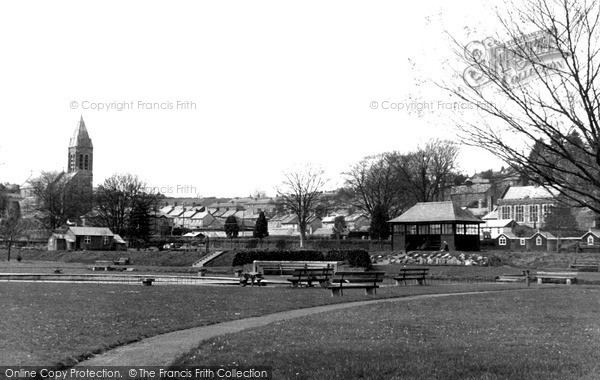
xmin=344 ymin=153 xmax=410 ymax=219
xmin=29 ymin=171 xmax=82 ymax=229
xmin=277 ymin=165 xmax=328 ymax=247
xmin=396 ymin=140 xmax=460 ymax=203
xmin=443 ymin=0 xmax=600 ymax=213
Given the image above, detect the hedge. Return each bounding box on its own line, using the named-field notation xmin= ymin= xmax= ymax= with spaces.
xmin=231 ymin=249 xmax=372 ymax=267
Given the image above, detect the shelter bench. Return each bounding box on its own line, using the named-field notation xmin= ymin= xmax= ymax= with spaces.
xmin=394 ymin=268 xmax=429 ymax=286
xmin=113 ymin=257 xmax=131 ymax=266
xmin=569 ymin=259 xmax=600 ymax=272
xmin=327 ymin=271 xmax=385 ymax=296
xmin=90 ymin=260 xmax=114 ymax=271
xmin=252 ymin=261 xmax=339 ymax=276
xmin=287 ymin=265 xmax=334 ymax=288
xmin=536 ymin=271 xmax=577 ymax=285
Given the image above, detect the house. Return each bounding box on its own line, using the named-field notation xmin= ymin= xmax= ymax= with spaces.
xmin=189 ymin=210 xmax=216 ymax=229
xmin=581 ymin=229 xmax=600 ymax=247
xmin=527 ymin=231 xmax=556 ymax=252
xmin=148 ymin=210 xmax=173 ymax=236
xmin=245 ymin=197 xmax=283 ymax=217
xmin=388 ymin=201 xmax=485 ymax=252
xmin=497 ymin=185 xmax=560 ymax=228
xmin=495 ymin=232 xmax=523 ymax=251
xmin=322 ymin=213 xmax=370 ymax=232
xmin=48 ymin=226 xmax=124 ymax=251
xmin=480 ymin=219 xmax=517 ymax=239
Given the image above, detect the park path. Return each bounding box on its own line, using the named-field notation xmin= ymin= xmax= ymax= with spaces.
xmin=78 ymin=289 xmax=527 ymax=367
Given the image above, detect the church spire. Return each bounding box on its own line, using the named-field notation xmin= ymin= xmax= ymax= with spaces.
xmin=69 ymin=115 xmax=93 ymax=148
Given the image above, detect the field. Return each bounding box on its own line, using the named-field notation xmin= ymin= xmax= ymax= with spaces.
xmin=1 ymin=281 xmax=524 ymax=368
xmin=173 ymin=287 xmax=600 ymax=379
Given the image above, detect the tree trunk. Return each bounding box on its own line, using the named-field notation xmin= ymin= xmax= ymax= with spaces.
xmin=6 ymin=240 xmax=12 ymax=261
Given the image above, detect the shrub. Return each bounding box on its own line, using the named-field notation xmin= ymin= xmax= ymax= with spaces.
xmin=231 ymin=249 xmax=324 ymax=266
xmin=324 ymin=249 xmax=371 ymax=268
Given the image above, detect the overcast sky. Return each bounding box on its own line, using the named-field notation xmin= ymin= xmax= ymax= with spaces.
xmin=0 ymin=0 xmax=509 ymax=198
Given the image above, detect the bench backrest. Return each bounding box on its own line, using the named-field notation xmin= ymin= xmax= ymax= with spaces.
xmin=333 ymin=271 xmax=385 ymax=285
xmin=253 ymin=261 xmax=339 ymax=275
xmin=397 ymin=268 xmax=429 ymax=274
xmin=536 ymin=271 xmax=577 ymax=277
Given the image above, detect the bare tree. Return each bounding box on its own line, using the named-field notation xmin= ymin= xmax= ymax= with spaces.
xmin=444 ymin=0 xmax=600 ymax=213
xmin=278 ymin=165 xmax=328 ymax=247
xmin=344 ymin=153 xmax=410 ymax=219
xmin=395 ymin=140 xmax=460 ymax=203
xmin=94 ymin=174 xmax=148 ymax=237
xmin=29 ymin=171 xmax=81 ymax=229
xmin=0 ymin=200 xmax=25 ymax=261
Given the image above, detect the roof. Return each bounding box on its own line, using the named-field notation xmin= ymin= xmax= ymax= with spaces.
xmin=532 ymin=231 xmax=556 ymax=239
xmin=482 ymin=209 xmax=498 ymax=220
xmin=451 ymin=183 xmax=492 ymax=195
xmin=69 ymin=116 xmax=93 ymax=148
xmin=312 ymin=226 xmax=334 ymax=236
xmin=501 ymin=185 xmax=559 ymax=200
xmin=191 ymin=211 xmax=211 ymax=220
xmin=388 ymin=201 xmax=484 ymax=224
xmin=482 ymin=219 xmax=515 ymax=228
xmin=497 ymin=232 xmax=519 ymax=239
xmin=69 ymin=227 xmax=114 ymax=236
xmin=113 ymin=234 xmax=126 ymax=244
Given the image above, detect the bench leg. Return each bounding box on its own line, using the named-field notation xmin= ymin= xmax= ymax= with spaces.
xmin=566 ymin=278 xmax=572 ymax=285
xmin=291 ymin=281 xmax=299 ymax=288
xmin=417 ymin=279 xmax=423 ymax=285
xmin=537 ymin=278 xmax=543 ymax=284
xmin=331 ymin=288 xmax=342 ymax=297
xmin=395 ymin=280 xmax=400 ymax=286
xmin=365 ymin=287 xmax=376 ymax=295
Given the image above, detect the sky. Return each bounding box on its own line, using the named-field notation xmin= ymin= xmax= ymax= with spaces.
xmin=0 ymin=0 xmax=509 ymax=198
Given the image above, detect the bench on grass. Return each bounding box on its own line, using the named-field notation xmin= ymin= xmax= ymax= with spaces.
xmin=140 ymin=278 xmax=155 ymax=286
xmin=569 ymin=258 xmax=600 ymax=272
xmin=327 ymin=271 xmax=385 ymax=296
xmin=113 ymin=257 xmax=131 ymax=266
xmin=252 ymin=261 xmax=339 ymax=276
xmin=90 ymin=260 xmax=114 ymax=271
xmin=236 ymin=271 xmax=265 ymax=287
xmin=536 ymin=271 xmax=577 ymax=285
xmin=393 ymin=267 xmax=429 ymax=286
xmin=287 ymin=264 xmax=334 ymax=288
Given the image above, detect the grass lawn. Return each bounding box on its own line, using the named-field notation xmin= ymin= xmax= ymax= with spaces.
xmin=0 ymin=282 xmax=524 ymax=367
xmin=173 ymin=287 xmax=600 ymax=380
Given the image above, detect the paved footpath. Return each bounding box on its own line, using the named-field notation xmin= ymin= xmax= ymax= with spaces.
xmin=78 ymin=289 xmax=527 ymax=367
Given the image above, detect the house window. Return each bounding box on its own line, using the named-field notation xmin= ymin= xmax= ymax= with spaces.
xmin=84 ymin=155 xmax=89 ymax=170
xmin=79 ymin=154 xmax=84 ymax=169
xmin=588 ymin=235 xmax=595 ymax=246
xmin=84 ymin=236 xmax=91 ymax=245
xmin=499 ymin=236 xmax=507 ymax=246
xmin=430 ymin=224 xmax=441 ymax=235
xmin=515 ymin=206 xmax=524 ymax=222
xmin=520 ymin=238 xmax=526 ymax=246
xmin=530 ymin=205 xmax=539 ymax=223
xmin=456 ymin=224 xmax=466 ymax=235
xmin=407 ymin=225 xmax=417 ymax=235
xmin=536 ymin=236 xmax=542 ymax=246
xmin=500 ymin=205 xmax=511 ymax=219
xmin=418 ymin=225 xmax=430 ymax=235
xmin=103 ymin=236 xmax=109 ymax=245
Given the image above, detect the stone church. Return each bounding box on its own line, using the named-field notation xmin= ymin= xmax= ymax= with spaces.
xmin=20 ymin=116 xmax=94 ymax=221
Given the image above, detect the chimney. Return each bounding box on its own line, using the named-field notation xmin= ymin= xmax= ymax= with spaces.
xmin=80 ymin=216 xmax=86 ymax=227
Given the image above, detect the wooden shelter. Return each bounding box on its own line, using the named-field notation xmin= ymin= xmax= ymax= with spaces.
xmin=388 ymin=201 xmax=484 ymax=251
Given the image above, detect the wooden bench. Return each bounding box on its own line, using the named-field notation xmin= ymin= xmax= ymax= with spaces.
xmin=90 ymin=260 xmax=114 ymax=271
xmin=113 ymin=257 xmax=131 ymax=265
xmin=569 ymin=259 xmax=600 ymax=272
xmin=393 ymin=268 xmax=429 ymax=286
xmin=140 ymin=278 xmax=155 ymax=286
xmin=252 ymin=261 xmax=339 ymax=276
xmin=287 ymin=265 xmax=334 ymax=288
xmin=327 ymin=271 xmax=385 ymax=296
xmin=536 ymin=271 xmax=577 ymax=285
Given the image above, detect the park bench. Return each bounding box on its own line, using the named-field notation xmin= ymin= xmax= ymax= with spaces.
xmin=140 ymin=278 xmax=155 ymax=286
xmin=569 ymin=258 xmax=600 ymax=272
xmin=535 ymin=271 xmax=577 ymax=285
xmin=113 ymin=257 xmax=131 ymax=265
xmin=287 ymin=264 xmax=334 ymax=288
xmin=393 ymin=267 xmax=429 ymax=286
xmin=327 ymin=271 xmax=385 ymax=296
xmin=90 ymin=260 xmax=114 ymax=271
xmin=252 ymin=261 xmax=339 ymax=276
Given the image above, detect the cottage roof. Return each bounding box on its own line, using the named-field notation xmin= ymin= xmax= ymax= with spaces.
xmin=113 ymin=234 xmax=126 ymax=244
xmin=388 ymin=201 xmax=484 ymax=224
xmin=69 ymin=227 xmax=114 ymax=236
xmin=451 ymin=183 xmax=492 ymax=195
xmin=497 ymin=232 xmax=519 ymax=239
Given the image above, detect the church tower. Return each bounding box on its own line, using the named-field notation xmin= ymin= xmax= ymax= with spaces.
xmin=67 ymin=116 xmax=94 ymax=216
